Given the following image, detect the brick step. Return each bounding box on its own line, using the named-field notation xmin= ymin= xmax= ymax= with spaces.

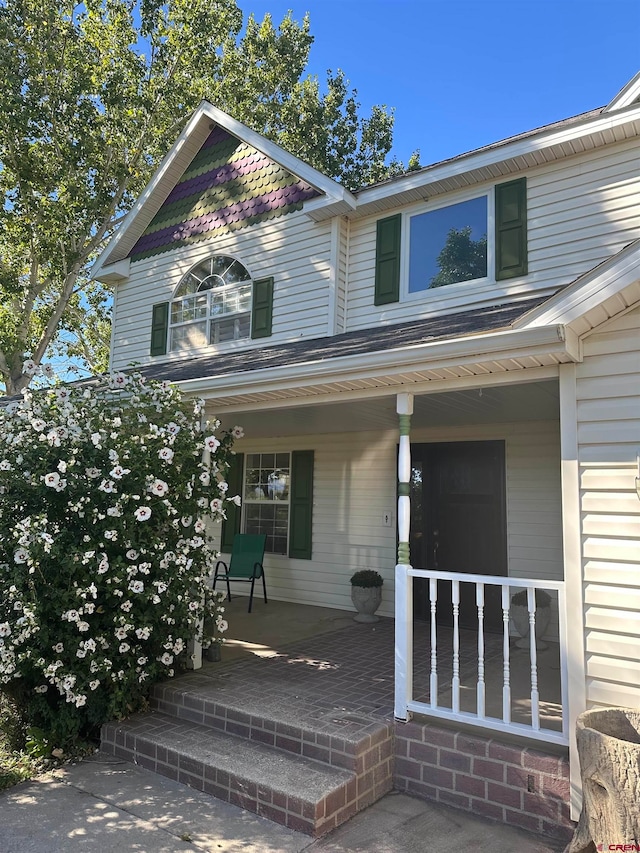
xmin=101 ymin=711 xmax=361 ymax=836
xmin=151 ymin=674 xmax=394 ymax=773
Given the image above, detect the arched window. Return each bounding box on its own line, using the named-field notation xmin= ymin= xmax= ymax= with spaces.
xmin=170 ymin=255 xmax=252 ymax=351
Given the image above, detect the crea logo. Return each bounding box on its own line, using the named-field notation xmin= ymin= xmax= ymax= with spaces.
xmin=607 ymin=846 xmax=640 ymax=851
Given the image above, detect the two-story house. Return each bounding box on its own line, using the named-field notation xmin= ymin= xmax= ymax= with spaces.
xmin=94 ymin=72 xmax=640 ymax=837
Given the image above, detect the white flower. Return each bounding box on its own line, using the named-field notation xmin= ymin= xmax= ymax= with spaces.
xmin=107 ymin=506 xmax=122 ymax=517
xmin=135 ymin=627 xmax=151 ymax=640
xmin=0 ymin=460 xmax=12 ymax=471
xmin=210 ymin=498 xmax=223 ymax=512
xmin=0 ymin=623 xmax=11 ymax=638
xmin=77 ymin=621 xmax=90 ymax=632
xmin=43 ymin=471 xmax=61 ymax=488
xmin=98 ymin=479 xmax=116 ymax=494
xmin=119 ymin=642 xmax=130 ymax=653
xmin=204 ymin=435 xmax=220 ymax=452
xmin=194 ymin=519 xmax=206 ymax=533
xmin=217 ymin=480 xmax=229 ymax=493
xmin=85 ymin=467 xmax=101 ymax=479
xmin=90 ymin=432 xmax=102 ymax=447
xmin=158 ymin=447 xmax=174 ymax=462
xmin=13 ymin=548 xmax=29 ymax=564
xmin=160 ymin=652 xmax=174 ymax=665
xmin=115 ymin=627 xmax=128 ymax=640
xmin=126 ymin=549 xmax=139 ymax=560
xmin=199 ymin=472 xmax=210 ymax=486
xmin=34 ymin=684 xmax=48 ymax=694
xmin=22 ymin=359 xmax=38 ymax=376
xmin=181 ymin=515 xmax=192 ymax=527
xmin=134 ymin=506 xmax=152 ymax=522
xmin=109 ymin=372 xmax=128 ymax=388
xmin=228 ymin=495 xmax=242 ymax=507
xmin=53 ymin=642 xmax=64 ymax=653
xmin=89 ymin=680 xmax=100 ymax=691
xmin=55 ymin=387 xmax=71 ymax=401
xmin=149 ymin=478 xmax=169 ymax=497
xmin=104 ymin=529 xmax=118 ymax=541
xmin=75 ymin=695 xmax=87 ymax=708
xmin=166 ymin=422 xmax=180 ymax=435
xmin=217 ymin=619 xmax=228 ymax=633
xmin=110 ymin=465 xmax=130 ymax=479
xmin=31 ymin=418 xmax=46 ymax=432
xmin=57 ymin=460 xmax=67 ymax=473
xmin=231 ymin=425 xmax=244 ymax=439
xmin=129 ymin=580 xmax=144 ymax=593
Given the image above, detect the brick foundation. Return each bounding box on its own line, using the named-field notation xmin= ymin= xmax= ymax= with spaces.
xmin=394 ymin=720 xmax=574 ymax=841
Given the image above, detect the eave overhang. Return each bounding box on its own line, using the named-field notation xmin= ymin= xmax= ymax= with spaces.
xmin=171 ymin=323 xmax=578 ymax=409
xmin=308 ymin=103 xmax=640 ymax=223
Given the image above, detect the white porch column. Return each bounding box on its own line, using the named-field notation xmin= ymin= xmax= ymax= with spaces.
xmin=559 ymin=363 xmax=587 ymax=820
xmin=395 ymin=392 xmax=414 ymax=721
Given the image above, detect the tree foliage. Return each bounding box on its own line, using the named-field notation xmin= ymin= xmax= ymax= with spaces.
xmin=0 ymin=0 xmax=403 ymax=395
xmin=430 ymin=226 xmax=488 ymax=288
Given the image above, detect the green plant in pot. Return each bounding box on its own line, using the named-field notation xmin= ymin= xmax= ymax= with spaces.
xmin=510 ymin=588 xmax=552 ymax=649
xmin=350 ymin=570 xmax=384 ymax=623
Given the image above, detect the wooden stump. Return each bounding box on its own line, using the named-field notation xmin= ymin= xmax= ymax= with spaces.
xmin=565 ymin=707 xmax=640 ymax=853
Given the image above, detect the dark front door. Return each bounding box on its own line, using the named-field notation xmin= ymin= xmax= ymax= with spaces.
xmin=410 ymin=441 xmax=507 ymax=631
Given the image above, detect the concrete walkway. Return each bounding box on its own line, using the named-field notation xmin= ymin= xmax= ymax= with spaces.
xmin=0 ymin=754 xmax=567 ymax=853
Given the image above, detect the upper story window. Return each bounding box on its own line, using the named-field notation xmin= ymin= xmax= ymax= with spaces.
xmin=408 ymin=195 xmax=488 ymax=292
xmin=170 ymin=256 xmax=252 ymax=351
xmin=373 ymin=178 xmax=527 ymax=307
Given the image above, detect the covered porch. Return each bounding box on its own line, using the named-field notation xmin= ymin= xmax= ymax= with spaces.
xmin=102 ymin=598 xmax=571 ymax=838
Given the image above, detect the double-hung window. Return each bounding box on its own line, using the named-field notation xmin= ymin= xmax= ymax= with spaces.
xmin=243 ymin=453 xmax=290 ymax=555
xmin=170 ymin=255 xmax=252 ymax=351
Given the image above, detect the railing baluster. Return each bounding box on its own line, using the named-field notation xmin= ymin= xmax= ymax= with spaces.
xmin=429 ymin=577 xmax=438 ymax=708
xmin=476 ymin=582 xmax=485 ymax=719
xmin=501 ymin=584 xmax=511 ymax=724
xmin=452 ymin=579 xmax=460 ymax=714
xmin=528 ymin=586 xmax=540 ymax=730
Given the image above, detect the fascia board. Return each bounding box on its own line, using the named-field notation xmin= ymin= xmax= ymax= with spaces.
xmin=199 ymin=103 xmax=355 ymax=208
xmin=605 ymin=71 xmax=640 ymax=112
xmin=354 ymin=104 xmax=640 ymax=211
xmin=175 ymin=325 xmax=572 ymax=397
xmin=91 ymin=105 xmax=210 ymax=278
xmin=514 ymin=241 xmax=640 ymax=328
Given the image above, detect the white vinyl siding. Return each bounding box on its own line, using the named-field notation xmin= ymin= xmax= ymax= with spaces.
xmin=212 ymin=420 xmax=562 ymax=618
xmin=111 ymin=211 xmax=333 ymax=369
xmin=576 ymin=306 xmax=640 ymax=709
xmin=346 ymin=138 xmax=640 ymax=331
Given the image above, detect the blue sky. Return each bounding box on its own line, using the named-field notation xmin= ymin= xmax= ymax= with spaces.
xmin=246 ymin=0 xmax=640 ymax=168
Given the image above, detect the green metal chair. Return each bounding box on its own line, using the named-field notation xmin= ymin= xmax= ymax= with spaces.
xmin=213 ymin=533 xmax=267 ymax=613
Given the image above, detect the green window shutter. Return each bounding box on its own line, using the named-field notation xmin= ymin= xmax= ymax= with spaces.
xmin=150 ymin=302 xmax=169 ymax=356
xmin=374 ymin=214 xmax=402 ymax=305
xmin=495 ymin=178 xmax=528 ymax=281
xmin=251 ymin=276 xmax=274 ymax=339
xmin=220 ymin=452 xmax=244 ymax=552
xmin=289 ymin=450 xmax=314 ymax=560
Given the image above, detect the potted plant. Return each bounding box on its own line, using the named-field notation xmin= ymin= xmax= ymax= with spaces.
xmin=350 ymin=570 xmax=384 ymax=623
xmin=510 ymin=588 xmax=552 ymax=649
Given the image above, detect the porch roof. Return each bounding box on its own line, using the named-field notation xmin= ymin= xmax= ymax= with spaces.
xmin=137 ymin=295 xmax=552 ymax=385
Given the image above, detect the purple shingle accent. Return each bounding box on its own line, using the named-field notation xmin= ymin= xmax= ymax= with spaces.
xmin=165 ymin=151 xmax=273 ymax=205
xmin=131 ymin=184 xmax=318 ymax=256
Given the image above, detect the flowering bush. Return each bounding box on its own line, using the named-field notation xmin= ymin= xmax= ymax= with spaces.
xmin=0 ymin=370 xmax=241 ymax=748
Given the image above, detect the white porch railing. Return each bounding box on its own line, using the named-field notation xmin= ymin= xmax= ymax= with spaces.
xmin=394 ymin=567 xmax=569 ymax=746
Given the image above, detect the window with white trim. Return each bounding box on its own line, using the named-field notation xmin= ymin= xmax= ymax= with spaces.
xmin=170 ymin=255 xmax=252 ymax=351
xmin=408 ymin=195 xmax=489 ymax=293
xmin=243 ymin=453 xmax=290 ymax=555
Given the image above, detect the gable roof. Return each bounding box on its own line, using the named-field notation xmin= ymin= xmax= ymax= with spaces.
xmin=91 ymin=102 xmax=355 ymax=280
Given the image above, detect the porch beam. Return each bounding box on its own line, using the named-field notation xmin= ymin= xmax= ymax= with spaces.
xmin=200 ymin=365 xmax=562 ymax=415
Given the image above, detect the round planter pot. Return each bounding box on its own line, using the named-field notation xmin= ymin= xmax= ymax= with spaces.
xmin=351 ymin=586 xmax=382 ymax=623
xmin=511 ymin=604 xmax=551 ymax=650
xmin=204 ymin=643 xmax=222 ymax=663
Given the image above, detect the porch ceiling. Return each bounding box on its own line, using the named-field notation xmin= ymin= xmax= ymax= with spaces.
xmin=211 ymin=379 xmax=560 ymax=438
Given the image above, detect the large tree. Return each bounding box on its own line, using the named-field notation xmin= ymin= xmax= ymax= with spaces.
xmin=0 ymin=0 xmax=399 ymax=395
